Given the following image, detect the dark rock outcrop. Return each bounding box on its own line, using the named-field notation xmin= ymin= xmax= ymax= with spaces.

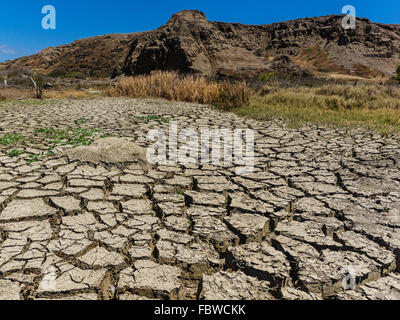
xmin=119 ymin=11 xmax=400 ymax=78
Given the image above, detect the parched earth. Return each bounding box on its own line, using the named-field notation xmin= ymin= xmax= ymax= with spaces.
xmin=0 ymin=97 xmax=399 ymax=300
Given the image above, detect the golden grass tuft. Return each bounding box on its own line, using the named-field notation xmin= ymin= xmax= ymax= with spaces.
xmin=43 ymin=89 xmax=99 ymax=99
xmin=0 ymin=87 xmax=34 ymax=99
xmin=105 ymin=71 xmax=252 ymax=109
xmin=0 ymin=87 xmax=101 ymax=102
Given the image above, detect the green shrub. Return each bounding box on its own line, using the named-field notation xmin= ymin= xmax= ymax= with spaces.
xmin=13 ymin=78 xmax=32 ymax=87
xmin=7 ymin=68 xmax=32 ymax=78
xmin=48 ymin=69 xmax=85 ymax=79
xmin=0 ymin=134 xmax=24 ymax=145
xmin=64 ymin=71 xmax=85 ymax=79
xmin=48 ymin=69 xmax=67 ymax=78
xmin=7 ymin=149 xmax=24 ymax=157
xmin=258 ymin=72 xmax=275 ymax=82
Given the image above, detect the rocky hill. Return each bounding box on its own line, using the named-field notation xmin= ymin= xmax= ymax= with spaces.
xmin=0 ymin=33 xmax=142 ymax=78
xmin=1 ymin=10 xmax=400 ymax=79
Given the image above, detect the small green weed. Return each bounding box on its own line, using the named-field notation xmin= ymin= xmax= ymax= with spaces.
xmin=136 ymin=115 xmax=169 ymax=124
xmin=35 ymin=127 xmax=102 ymax=148
xmin=0 ymin=134 xmax=24 ymax=145
xmin=74 ymin=118 xmax=88 ymax=125
xmin=7 ymin=149 xmax=24 ymax=157
xmin=26 ymin=153 xmax=42 ymax=165
xmin=176 ymin=187 xmax=186 ymax=195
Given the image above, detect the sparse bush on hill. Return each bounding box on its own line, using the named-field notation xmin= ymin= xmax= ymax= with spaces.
xmin=64 ymin=71 xmax=86 ymax=79
xmin=105 ymin=71 xmax=252 ymax=108
xmin=48 ymin=69 xmax=86 ymax=79
xmin=48 ymin=69 xmax=67 ymax=78
xmin=7 ymin=68 xmax=33 ymax=78
xmin=258 ymin=72 xmax=275 ymax=83
xmin=12 ymin=77 xmax=33 ymax=87
xmin=3 ymin=68 xmax=34 ymax=87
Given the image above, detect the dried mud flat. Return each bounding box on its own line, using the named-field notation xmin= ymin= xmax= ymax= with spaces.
xmin=0 ymin=97 xmax=399 ymax=300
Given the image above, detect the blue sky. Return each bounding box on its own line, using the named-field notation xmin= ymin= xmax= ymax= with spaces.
xmin=1 ymin=0 xmax=399 ymax=62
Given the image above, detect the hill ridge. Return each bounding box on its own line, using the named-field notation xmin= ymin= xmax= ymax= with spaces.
xmin=1 ymin=10 xmax=399 ymax=79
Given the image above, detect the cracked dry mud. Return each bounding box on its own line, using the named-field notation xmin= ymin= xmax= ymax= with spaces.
xmin=0 ymin=97 xmax=399 ymax=300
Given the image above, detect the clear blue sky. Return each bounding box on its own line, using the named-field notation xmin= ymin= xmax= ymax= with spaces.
xmin=1 ymin=0 xmax=399 ymax=62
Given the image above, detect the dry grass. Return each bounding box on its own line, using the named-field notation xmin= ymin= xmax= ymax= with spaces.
xmin=3 ymin=73 xmax=399 ymax=134
xmin=0 ymin=87 xmax=100 ymax=102
xmin=233 ymin=84 xmax=400 ymax=134
xmin=43 ymin=89 xmax=100 ymax=99
xmin=0 ymin=87 xmax=35 ymax=99
xmin=106 ymin=72 xmax=400 ymax=133
xmin=105 ymin=71 xmax=252 ymax=108
xmin=294 ymin=45 xmax=385 ymax=79
xmin=294 ymin=45 xmax=349 ymax=74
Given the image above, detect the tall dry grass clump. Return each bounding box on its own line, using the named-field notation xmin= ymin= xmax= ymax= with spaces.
xmin=105 ymin=71 xmax=252 ymax=108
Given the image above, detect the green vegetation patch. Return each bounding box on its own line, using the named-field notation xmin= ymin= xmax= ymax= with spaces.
xmin=7 ymin=149 xmax=24 ymax=157
xmin=258 ymin=72 xmax=275 ymax=82
xmin=14 ymin=99 xmax=56 ymax=106
xmin=35 ymin=127 xmax=102 ymax=149
xmin=0 ymin=133 xmax=24 ymax=145
xmin=48 ymin=69 xmax=86 ymax=79
xmin=175 ymin=187 xmax=186 ymax=195
xmin=26 ymin=153 xmax=42 ymax=165
xmin=136 ymin=115 xmax=170 ymax=124
xmin=74 ymin=118 xmax=88 ymax=125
